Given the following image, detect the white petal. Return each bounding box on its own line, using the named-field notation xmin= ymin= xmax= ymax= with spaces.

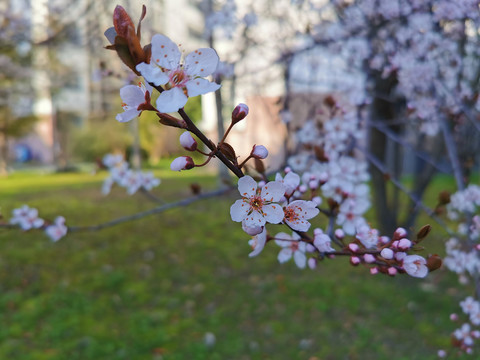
xmin=274 ymin=232 xmax=292 ymax=247
xmin=293 ymin=251 xmax=307 ymax=269
xmin=184 ymin=48 xmax=219 ymax=77
xmin=243 ymin=210 xmax=266 ymax=228
xmin=285 ymin=218 xmax=311 ymax=232
xmin=156 ymin=87 xmax=188 ymax=113
xmin=136 ymin=62 xmax=169 ymax=86
xmin=116 ymin=109 xmax=140 ymax=122
xmin=230 ymin=199 xmax=249 ymax=222
xmin=262 ymin=203 xmax=284 ymax=224
xmin=237 ymin=176 xmax=257 ymax=197
xmin=119 ymin=85 xmax=144 ymax=106
xmin=150 ymin=34 xmax=181 ymax=70
xmin=249 ymin=229 xmax=267 ymax=258
xmin=278 ymin=248 xmax=292 ymax=263
xmin=261 ymin=181 xmax=286 ymax=202
xmin=186 ymin=78 xmax=221 ymax=97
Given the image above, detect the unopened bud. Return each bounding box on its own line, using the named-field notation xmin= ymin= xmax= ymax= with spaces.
xmin=348 ymin=243 xmax=359 ymax=253
xmin=335 ymin=229 xmax=345 ymax=239
xmin=370 ymin=267 xmax=379 ymax=275
xmin=387 ymin=267 xmax=397 ymax=276
xmin=179 ymin=131 xmax=197 ymax=151
xmin=170 ymin=156 xmax=194 ymax=171
xmin=242 ymin=222 xmax=263 ymax=236
xmin=252 ymin=145 xmax=268 ymax=159
xmin=350 ymin=256 xmax=361 ymax=266
xmin=364 ymin=254 xmax=376 ymax=263
xmin=232 ymin=103 xmax=249 ymax=124
xmin=416 ymin=224 xmax=432 ymax=242
xmin=397 ymin=238 xmax=412 ymax=251
xmin=426 ymin=254 xmax=442 ymax=272
xmin=380 ymin=248 xmax=394 ymax=260
xmin=393 ymin=227 xmax=407 ymax=240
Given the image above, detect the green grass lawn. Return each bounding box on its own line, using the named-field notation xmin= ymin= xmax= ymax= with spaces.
xmin=0 ymin=170 xmax=470 ymax=359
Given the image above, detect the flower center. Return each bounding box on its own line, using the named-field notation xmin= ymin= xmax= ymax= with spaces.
xmin=290 ymin=242 xmax=299 ymax=252
xmin=169 ymin=69 xmax=188 ymax=87
xmin=284 ymin=207 xmax=299 ymax=222
xmin=249 ymin=196 xmax=264 ymax=211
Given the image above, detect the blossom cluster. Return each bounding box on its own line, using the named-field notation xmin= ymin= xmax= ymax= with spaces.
xmin=312 ymin=0 xmax=480 ymax=136
xmin=9 ymin=205 xmax=67 ymax=242
xmin=101 ymin=154 xmax=160 ymax=195
xmin=230 ymin=173 xmax=432 ymax=278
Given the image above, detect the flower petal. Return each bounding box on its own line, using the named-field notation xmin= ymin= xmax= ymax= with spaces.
xmin=263 ymin=203 xmax=284 ymax=224
xmin=278 ymin=248 xmax=292 ymax=263
xmin=261 ymin=181 xmax=286 ymax=202
xmin=186 ymin=78 xmax=221 ymax=97
xmin=156 ymin=87 xmax=188 ymax=113
xmin=136 ymin=62 xmax=169 ymax=86
xmin=119 ymin=85 xmax=144 ymax=106
xmin=248 ymin=229 xmax=267 ymax=258
xmin=285 ymin=217 xmax=310 ymax=232
xmin=237 ymin=176 xmax=257 ymax=197
xmin=184 ymin=48 xmax=219 ymax=77
xmin=116 ymin=109 xmax=139 ymax=122
xmin=293 ymin=251 xmax=307 ymax=269
xmin=230 ymin=199 xmax=249 ymax=222
xmin=150 ymin=34 xmax=181 ymax=70
xmin=274 ymin=232 xmax=291 ymax=247
xmin=243 ymin=210 xmax=266 ymax=228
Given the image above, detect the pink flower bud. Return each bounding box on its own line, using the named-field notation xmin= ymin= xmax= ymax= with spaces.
xmin=350 ymin=256 xmax=361 ymax=266
xmin=370 ymin=267 xmax=379 ymax=275
xmin=179 ymin=131 xmax=197 ymax=151
xmin=379 ymin=236 xmax=390 ymax=244
xmin=308 ymin=258 xmax=317 ymax=270
xmin=299 ymin=185 xmax=308 ymax=193
xmin=380 ymin=248 xmax=394 ymax=260
xmin=364 ymin=254 xmax=376 ymax=263
xmin=232 ymin=103 xmax=249 ymax=123
xmin=242 ymin=222 xmax=263 ymax=236
xmin=348 ymin=243 xmax=359 ymax=253
xmin=311 ymin=196 xmax=322 ymax=206
xmin=170 ymin=156 xmax=195 ymax=171
xmin=252 ymin=145 xmax=268 ymax=159
xmin=284 ymin=166 xmax=291 ymax=173
xmin=450 ymin=313 xmax=458 ymax=321
xmin=393 ymin=227 xmax=407 ymax=240
xmin=388 ymin=267 xmax=397 ymax=276
xmin=472 ymin=330 xmax=480 ymax=338
xmin=397 ymin=238 xmax=412 ymax=251
xmin=335 ymin=229 xmax=345 ymax=239
xmin=395 ymin=251 xmax=407 ymax=261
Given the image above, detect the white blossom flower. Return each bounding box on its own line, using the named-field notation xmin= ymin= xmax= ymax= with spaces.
xmin=283 ymin=200 xmax=319 ymax=232
xmin=10 ymin=205 xmax=44 ymax=231
xmin=313 ymin=229 xmax=335 ymax=253
xmin=116 ymin=82 xmax=151 ymax=122
xmin=141 ymin=172 xmax=161 ymax=191
xmin=136 ymin=34 xmax=220 ymax=113
xmin=230 ymin=176 xmax=285 ymax=228
xmin=275 ymin=232 xmax=307 ymax=269
xmin=45 ymin=216 xmax=67 ymax=242
xmin=403 ymin=255 xmax=428 ymax=278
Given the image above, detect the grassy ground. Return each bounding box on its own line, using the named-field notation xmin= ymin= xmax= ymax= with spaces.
xmin=0 ymin=170 xmax=470 ymax=359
